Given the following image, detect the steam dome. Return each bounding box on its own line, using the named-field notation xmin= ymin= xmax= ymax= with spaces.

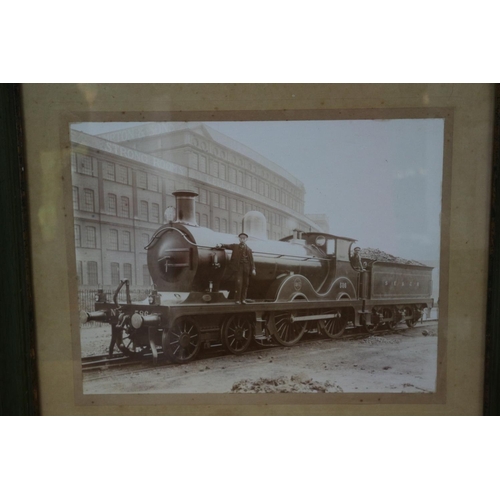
xmin=243 ymin=211 xmax=267 ymax=240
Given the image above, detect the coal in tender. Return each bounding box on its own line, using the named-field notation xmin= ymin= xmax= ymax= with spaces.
xmin=359 ymin=247 xmax=424 ymax=266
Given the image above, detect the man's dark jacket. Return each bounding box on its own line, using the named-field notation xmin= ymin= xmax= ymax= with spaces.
xmin=221 ymin=243 xmax=256 ymax=273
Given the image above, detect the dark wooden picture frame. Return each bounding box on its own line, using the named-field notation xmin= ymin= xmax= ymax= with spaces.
xmin=1 ymin=83 xmax=498 ymax=415
xmin=484 ymin=83 xmax=500 ymax=415
xmin=0 ymin=84 xmax=39 ymax=415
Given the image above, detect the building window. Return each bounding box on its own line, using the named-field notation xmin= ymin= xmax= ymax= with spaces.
xmin=230 ymin=198 xmax=236 ymax=213
xmin=212 ymin=193 xmax=219 ymax=208
xmin=151 ymin=203 xmax=160 ymax=223
xmin=109 ymin=229 xmax=118 ymax=250
xmin=199 ymin=189 xmax=207 ymax=204
xmin=233 ymin=221 xmax=239 ymax=234
xmin=103 ymin=162 xmax=115 ymax=181
xmin=71 ymin=153 xmax=77 ymax=172
xmin=137 ymin=171 xmax=147 ymax=189
xmin=74 ymin=225 xmax=81 ymax=247
xmin=237 ymin=200 xmax=244 ymax=214
xmin=221 ymin=219 xmax=227 ymax=233
xmin=165 ymin=178 xmax=175 ymax=193
xmin=83 ymin=189 xmax=95 ymax=212
xmin=199 ymin=156 xmax=207 ymax=173
xmin=210 ymin=160 xmax=218 ymax=177
xmin=122 ymin=231 xmax=131 ymax=252
xmin=78 ymin=154 xmax=92 ymax=175
xmin=72 ymin=187 xmax=79 ymax=211
xmin=124 ymin=263 xmax=132 ymax=284
xmin=191 ymin=152 xmax=199 ymax=169
xmin=120 ymin=196 xmax=130 ymax=218
xmin=219 ymin=164 xmax=226 ymax=180
xmin=214 ymin=217 xmax=220 ymax=232
xmin=219 ymin=195 xmax=226 ymax=210
xmin=76 ymin=261 xmax=83 ymax=285
xmin=148 ymin=174 xmax=158 ymax=192
xmin=86 ymin=227 xmax=96 ymax=248
xmin=201 ymin=214 xmax=208 ymax=227
xmin=107 ymin=194 xmax=117 ymax=215
xmin=237 ymin=170 xmax=243 ymax=186
xmin=143 ymin=265 xmax=151 ymax=286
xmin=87 ymin=261 xmax=98 ymax=286
xmin=116 ymin=165 xmax=128 ymax=184
xmin=246 ymin=175 xmax=252 ymax=189
xmin=252 ymin=177 xmax=257 ymax=192
xmin=111 ymin=263 xmax=120 ymax=286
xmin=140 ymin=200 xmax=149 ymax=220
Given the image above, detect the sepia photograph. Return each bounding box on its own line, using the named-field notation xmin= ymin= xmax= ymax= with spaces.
xmin=72 ymin=117 xmax=444 ymax=396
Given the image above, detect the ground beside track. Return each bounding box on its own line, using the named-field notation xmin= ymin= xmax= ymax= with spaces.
xmin=81 ymin=322 xmax=438 ymax=394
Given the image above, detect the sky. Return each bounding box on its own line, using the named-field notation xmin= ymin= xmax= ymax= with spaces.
xmin=72 ymin=119 xmax=444 ymax=264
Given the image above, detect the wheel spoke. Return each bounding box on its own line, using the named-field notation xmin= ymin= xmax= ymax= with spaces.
xmin=116 ymin=326 xmax=149 ymax=357
xmin=222 ymin=315 xmax=252 ymax=355
xmin=319 ymin=309 xmax=346 ymax=339
xmin=165 ymin=318 xmax=201 ymax=363
xmin=269 ymin=310 xmax=306 ymax=346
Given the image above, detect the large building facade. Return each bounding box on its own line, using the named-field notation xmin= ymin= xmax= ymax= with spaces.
xmin=72 ymin=123 xmax=328 ymax=288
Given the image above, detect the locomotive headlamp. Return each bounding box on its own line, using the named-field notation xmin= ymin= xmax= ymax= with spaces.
xmin=315 ymin=235 xmax=326 ymax=246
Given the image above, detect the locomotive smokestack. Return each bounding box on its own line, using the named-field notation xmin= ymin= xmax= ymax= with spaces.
xmin=172 ymin=190 xmax=198 ymax=226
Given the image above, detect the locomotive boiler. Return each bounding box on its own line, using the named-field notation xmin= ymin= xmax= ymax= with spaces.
xmin=82 ymin=190 xmax=434 ymax=364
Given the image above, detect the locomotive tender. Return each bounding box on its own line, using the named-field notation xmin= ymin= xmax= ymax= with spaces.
xmin=81 ymin=190 xmax=434 ymax=363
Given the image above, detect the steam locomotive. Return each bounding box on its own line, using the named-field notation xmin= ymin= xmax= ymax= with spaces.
xmin=81 ymin=190 xmax=434 ymax=364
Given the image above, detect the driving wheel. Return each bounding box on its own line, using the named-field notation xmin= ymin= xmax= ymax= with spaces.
xmin=267 ymin=311 xmax=307 ymax=346
xmin=222 ymin=315 xmax=253 ymax=355
xmin=163 ymin=317 xmax=201 ymax=364
xmin=317 ymin=309 xmax=347 ymax=339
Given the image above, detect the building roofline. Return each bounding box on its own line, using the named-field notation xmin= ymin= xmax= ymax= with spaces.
xmin=71 ymin=129 xmax=188 ymax=177
xmin=70 ymin=129 xmax=323 ymax=232
xmin=97 ymin=122 xmax=305 ymax=190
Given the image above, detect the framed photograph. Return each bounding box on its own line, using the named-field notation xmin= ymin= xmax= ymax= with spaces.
xmin=3 ymin=83 xmax=497 ymax=415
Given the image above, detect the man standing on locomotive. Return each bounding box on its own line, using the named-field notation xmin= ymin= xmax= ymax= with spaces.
xmin=350 ymin=246 xmax=365 ymax=271
xmin=217 ymin=232 xmax=256 ymax=304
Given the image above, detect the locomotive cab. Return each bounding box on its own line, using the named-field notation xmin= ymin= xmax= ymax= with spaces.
xmin=300 ymin=232 xmax=356 ymax=260
xmin=292 ymin=232 xmax=359 ymax=299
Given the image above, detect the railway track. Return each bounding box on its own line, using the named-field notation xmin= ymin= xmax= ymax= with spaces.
xmin=82 ymin=319 xmax=438 ymax=373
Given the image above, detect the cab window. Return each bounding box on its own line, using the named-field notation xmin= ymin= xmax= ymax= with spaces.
xmin=327 ymin=239 xmax=336 ymax=255
xmin=336 ymin=239 xmax=351 ymax=261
